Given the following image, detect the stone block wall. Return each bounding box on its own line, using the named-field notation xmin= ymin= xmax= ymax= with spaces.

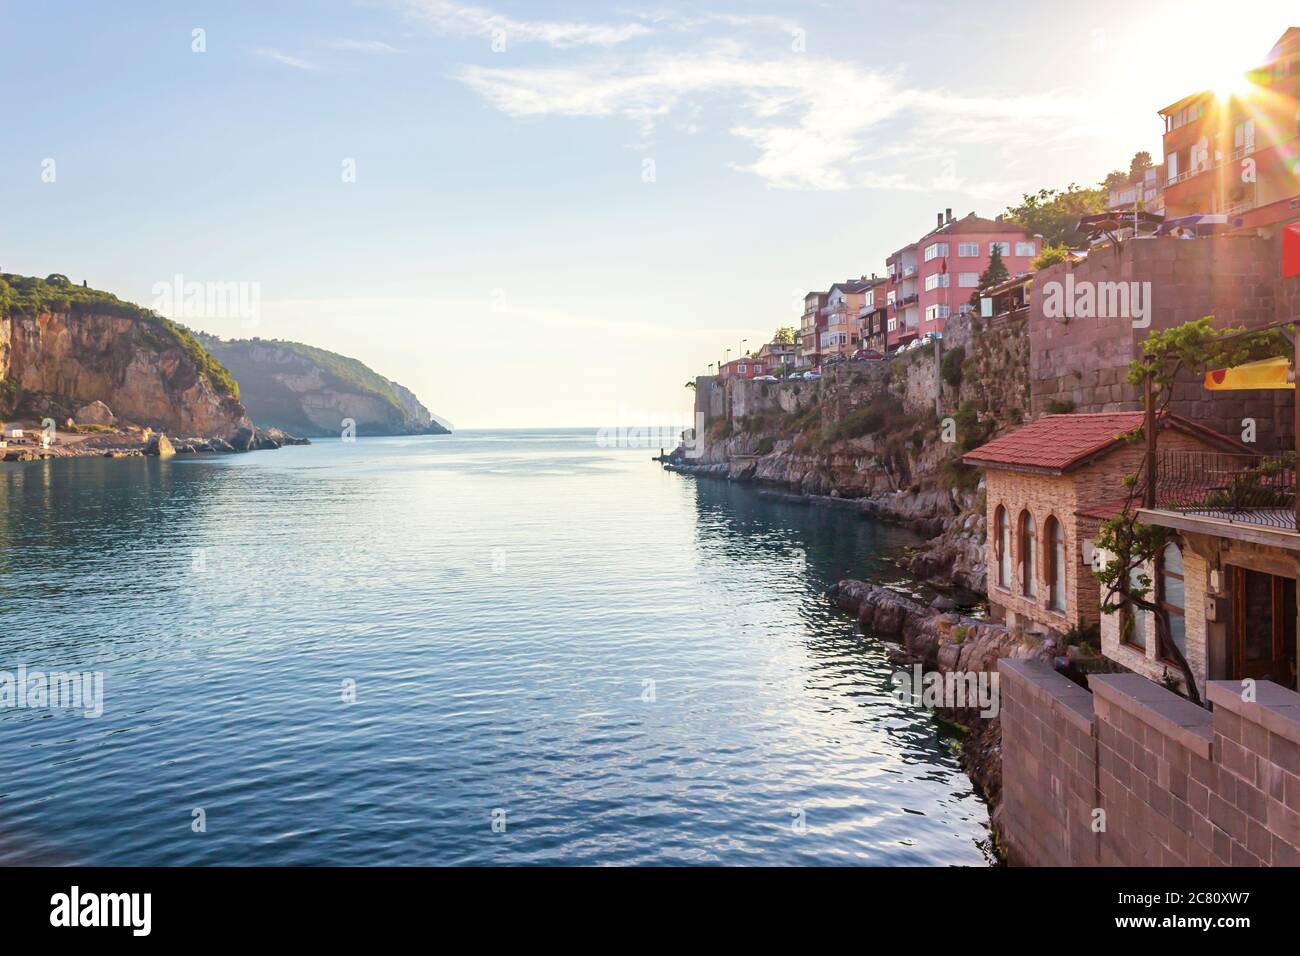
xmin=998 ymin=660 xmax=1300 ymax=866
xmin=1029 ymin=236 xmax=1296 ymax=452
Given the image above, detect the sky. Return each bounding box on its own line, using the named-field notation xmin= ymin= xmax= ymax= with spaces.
xmin=1 ymin=0 xmax=1296 ymax=428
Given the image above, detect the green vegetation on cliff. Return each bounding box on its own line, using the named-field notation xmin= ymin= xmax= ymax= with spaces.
xmin=198 ymin=335 xmax=447 ymax=437
xmin=0 ymin=273 xmax=239 ymax=400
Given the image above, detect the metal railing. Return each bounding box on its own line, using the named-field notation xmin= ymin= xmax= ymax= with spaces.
xmin=1154 ymin=450 xmax=1297 ymax=530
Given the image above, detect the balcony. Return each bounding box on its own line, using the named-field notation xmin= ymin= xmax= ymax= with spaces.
xmin=1152 ymin=449 xmax=1296 ymax=532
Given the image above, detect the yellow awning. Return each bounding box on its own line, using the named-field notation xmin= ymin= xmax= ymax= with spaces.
xmin=1204 ymin=356 xmax=1295 ymax=391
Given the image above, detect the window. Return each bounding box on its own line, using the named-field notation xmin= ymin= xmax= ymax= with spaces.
xmin=864 ymin=292 xmax=874 ymax=309
xmin=958 ymin=303 xmax=974 ymax=315
xmin=738 ymin=364 xmax=747 ymax=374
xmin=1166 ymin=151 xmax=1179 ymax=182
xmin=1159 ymin=543 xmax=1186 ymax=662
xmin=958 ymin=272 xmax=979 ymax=288
xmin=1046 ymin=517 xmax=1065 ymax=612
xmin=925 ymin=305 xmax=951 ymax=322
xmin=923 ymin=242 xmax=949 ymax=261
xmin=1234 ymin=118 xmax=1256 ymax=154
xmin=995 ymin=507 xmax=1011 ymax=588
xmin=1019 ymin=511 xmax=1037 ymax=598
xmin=754 ymin=364 xmax=763 ymax=374
xmin=1015 ymin=241 xmax=1036 ymax=257
xmin=887 ymin=291 xmax=896 ymax=305
xmin=957 ymin=242 xmax=979 ymax=257
xmin=924 ymin=273 xmax=950 ymax=291
xmin=887 ymin=317 xmax=897 ymax=331
xmin=990 ymin=242 xmax=1011 ymax=257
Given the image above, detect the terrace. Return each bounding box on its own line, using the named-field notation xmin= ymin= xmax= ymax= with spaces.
xmin=1148 ymin=449 xmax=1300 ymax=542
xmin=1137 ymin=317 xmax=1300 ymax=549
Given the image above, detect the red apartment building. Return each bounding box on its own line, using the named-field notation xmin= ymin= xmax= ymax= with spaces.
xmin=1160 ymin=27 xmax=1300 ymax=231
xmin=718 ymin=357 xmax=765 ymax=381
xmin=886 ymin=211 xmax=1040 ymax=349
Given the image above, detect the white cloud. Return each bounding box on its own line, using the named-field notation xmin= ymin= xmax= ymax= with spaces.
xmin=405 ymin=0 xmax=652 ymax=48
xmin=455 ymin=43 xmax=1087 ymax=194
xmin=255 ymin=48 xmax=318 ymax=71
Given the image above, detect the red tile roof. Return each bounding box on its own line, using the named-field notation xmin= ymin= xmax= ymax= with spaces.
xmin=963 ymin=412 xmax=1246 ymax=474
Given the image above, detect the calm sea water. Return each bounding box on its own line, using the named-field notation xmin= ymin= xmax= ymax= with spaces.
xmin=0 ymin=430 xmax=990 ymax=865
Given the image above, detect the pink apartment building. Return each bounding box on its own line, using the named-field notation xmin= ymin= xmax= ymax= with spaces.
xmin=886 ymin=211 xmax=1041 ymax=348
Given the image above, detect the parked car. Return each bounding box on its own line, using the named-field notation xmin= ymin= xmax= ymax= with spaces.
xmin=852 ymin=348 xmax=884 ymax=362
xmin=803 ymin=371 xmax=822 ymax=380
xmin=754 ymin=374 xmax=778 ymax=382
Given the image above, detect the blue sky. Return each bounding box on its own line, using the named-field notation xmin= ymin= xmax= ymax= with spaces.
xmin=2 ymin=0 xmax=1295 ymax=427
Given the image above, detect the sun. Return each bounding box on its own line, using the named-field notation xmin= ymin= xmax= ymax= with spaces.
xmin=1210 ymin=68 xmax=1255 ymax=102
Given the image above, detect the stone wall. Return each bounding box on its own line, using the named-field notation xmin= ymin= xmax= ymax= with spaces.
xmin=998 ymin=659 xmax=1300 ymax=866
xmin=1029 ymin=236 xmax=1298 ymax=452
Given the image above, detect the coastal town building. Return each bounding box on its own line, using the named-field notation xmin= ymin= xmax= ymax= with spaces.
xmin=884 ymin=242 xmax=919 ymax=350
xmin=1128 ymin=421 xmax=1300 ymax=695
xmin=821 ymin=278 xmax=883 ymax=361
xmin=963 ymin=412 xmax=1246 ymax=640
xmin=1106 ymin=163 xmax=1166 ymax=217
xmin=1159 ymin=27 xmax=1300 ymax=232
xmin=718 ymin=357 xmax=765 ymax=381
xmin=797 ymin=291 xmax=828 ymax=369
xmin=756 ymin=340 xmax=795 ymax=370
xmin=887 ymin=212 xmax=1040 ymax=350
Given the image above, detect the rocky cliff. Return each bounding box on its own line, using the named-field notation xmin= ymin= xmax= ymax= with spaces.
xmin=0 ymin=273 xmax=250 ymax=438
xmin=672 ymin=311 xmax=1032 ymax=594
xmin=198 ymin=336 xmax=449 ymax=438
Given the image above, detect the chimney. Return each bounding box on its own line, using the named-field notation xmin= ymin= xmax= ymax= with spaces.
xmin=937 ymin=212 xmax=943 ymax=229
xmin=945 ymin=208 xmax=953 ymax=224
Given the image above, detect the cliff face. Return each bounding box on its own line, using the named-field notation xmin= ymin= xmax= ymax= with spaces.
xmin=0 ymin=310 xmax=250 ymax=438
xmin=675 ymin=311 xmax=1032 ymax=594
xmin=199 ymin=336 xmax=449 ymax=438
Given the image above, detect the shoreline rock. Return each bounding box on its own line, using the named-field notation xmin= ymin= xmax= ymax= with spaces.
xmin=826 ymin=579 xmax=1055 ymax=821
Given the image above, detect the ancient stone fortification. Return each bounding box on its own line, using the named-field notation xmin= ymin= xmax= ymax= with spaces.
xmin=999 ymin=660 xmax=1300 ymax=866
xmin=1029 ymin=235 xmax=1300 ymax=451
xmin=678 ymin=312 xmax=1032 ymax=592
xmin=1 ymin=310 xmax=250 ymax=438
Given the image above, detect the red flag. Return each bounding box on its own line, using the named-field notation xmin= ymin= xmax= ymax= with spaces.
xmin=1285 ymin=222 xmax=1300 ymax=279
xmin=940 ymin=258 xmax=947 ymax=274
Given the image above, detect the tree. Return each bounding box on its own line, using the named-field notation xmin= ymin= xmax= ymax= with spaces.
xmin=773 ymin=327 xmax=796 ymax=345
xmin=1004 ymin=183 xmax=1107 ymax=248
xmin=1032 ymin=243 xmax=1070 ymax=271
xmin=1102 ymin=170 xmax=1129 ymax=191
xmin=1093 ymin=317 xmax=1291 ymax=706
xmin=969 ymin=245 xmax=1010 ymax=307
xmin=1129 ymin=150 xmax=1153 ymax=183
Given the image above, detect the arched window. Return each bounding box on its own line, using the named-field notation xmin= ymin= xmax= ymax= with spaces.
xmin=1019 ymin=511 xmax=1037 ymax=598
xmin=1046 ymin=516 xmax=1065 ymax=612
xmin=994 ymin=506 xmax=1011 ymax=588
xmin=1159 ymin=543 xmax=1186 ymax=661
